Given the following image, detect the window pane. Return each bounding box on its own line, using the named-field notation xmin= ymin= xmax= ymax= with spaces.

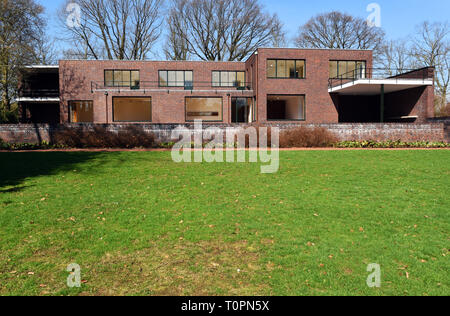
xmin=159 ymin=71 xmax=167 ymax=86
xmin=220 ymin=72 xmax=229 ymax=87
xmin=185 ymin=71 xmax=193 ymax=83
xmin=168 ymin=71 xmax=176 ymax=86
xmin=298 ymin=96 xmax=306 ymax=120
xmin=347 ymin=62 xmax=356 ymax=79
xmin=287 ymin=60 xmax=296 ymax=78
xmin=229 ymin=72 xmax=237 ymax=87
xmin=296 ymin=60 xmax=305 ymax=78
xmin=122 ymin=71 xmax=131 ymax=87
xmin=212 ymin=71 xmax=220 ymax=87
xmin=231 ymin=97 xmax=252 ymax=123
xmin=113 ymin=71 xmax=122 ymax=87
xmin=105 ymin=71 xmax=113 ymax=87
xmin=176 ymin=71 xmax=184 ymax=87
xmin=186 ymin=97 xmax=222 ymax=121
xmin=236 ymin=72 xmax=245 ymax=87
xmin=113 ymin=97 xmax=152 ymax=122
xmin=267 ymin=60 xmax=276 ymax=78
xmin=337 ymin=61 xmax=346 ymax=78
xmin=131 ymin=71 xmax=140 ymax=87
xmin=277 ymin=60 xmax=287 ymax=78
xmin=70 ymin=101 xmax=94 ymax=123
xmin=356 ymin=62 xmax=366 ymax=78
xmin=329 ymin=61 xmax=338 ymax=78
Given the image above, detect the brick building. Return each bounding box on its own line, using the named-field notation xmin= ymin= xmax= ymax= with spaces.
xmin=17 ymin=48 xmax=435 ymax=125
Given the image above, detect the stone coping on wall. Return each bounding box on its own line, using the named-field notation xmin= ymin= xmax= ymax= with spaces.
xmin=0 ymin=122 xmax=447 ymax=143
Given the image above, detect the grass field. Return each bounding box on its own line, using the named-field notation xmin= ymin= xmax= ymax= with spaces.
xmin=0 ymin=150 xmax=448 ymax=296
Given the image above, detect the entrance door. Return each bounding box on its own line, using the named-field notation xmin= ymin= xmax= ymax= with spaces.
xmin=231 ymin=97 xmax=253 ymax=123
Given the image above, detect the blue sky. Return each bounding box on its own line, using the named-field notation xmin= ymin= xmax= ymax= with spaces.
xmin=39 ymin=0 xmax=450 ymax=58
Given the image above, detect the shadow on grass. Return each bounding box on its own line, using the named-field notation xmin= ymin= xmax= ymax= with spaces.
xmin=0 ymin=152 xmax=104 ymax=192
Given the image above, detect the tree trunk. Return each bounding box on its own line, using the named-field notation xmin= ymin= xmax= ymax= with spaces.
xmin=1 ymin=66 xmax=10 ymax=111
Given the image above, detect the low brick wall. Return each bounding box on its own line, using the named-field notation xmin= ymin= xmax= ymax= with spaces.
xmin=0 ymin=123 xmax=447 ymax=144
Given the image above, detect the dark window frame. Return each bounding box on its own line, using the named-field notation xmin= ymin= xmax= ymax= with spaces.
xmin=266 ymin=59 xmax=306 ymax=79
xmin=231 ymin=97 xmax=256 ymax=123
xmin=266 ymin=94 xmax=306 ymax=122
xmin=69 ymin=100 xmax=94 ymax=123
xmin=185 ymin=96 xmax=224 ymax=123
xmin=329 ymin=60 xmax=367 ymax=79
xmin=112 ymin=96 xmax=152 ymax=123
xmin=211 ymin=71 xmax=246 ymax=87
xmin=104 ymin=70 xmax=140 ymax=88
xmin=158 ymin=70 xmax=194 ymax=88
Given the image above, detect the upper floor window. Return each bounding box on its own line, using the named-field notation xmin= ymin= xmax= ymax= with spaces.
xmin=329 ymin=61 xmax=366 ymax=79
xmin=212 ymin=71 xmax=246 ymax=87
xmin=267 ymin=59 xmax=305 ymax=79
xmin=159 ymin=70 xmax=193 ymax=87
xmin=105 ymin=70 xmax=140 ymax=88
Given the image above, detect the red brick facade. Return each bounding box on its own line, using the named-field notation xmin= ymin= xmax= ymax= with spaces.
xmin=58 ymin=48 xmax=374 ymax=124
xmin=16 ymin=48 xmax=435 ymax=125
xmin=251 ymin=48 xmax=373 ymax=124
xmin=60 ymin=60 xmax=254 ymax=124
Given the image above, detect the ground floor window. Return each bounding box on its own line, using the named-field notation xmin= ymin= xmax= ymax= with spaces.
xmin=185 ymin=97 xmax=222 ymax=122
xmin=231 ymin=97 xmax=255 ymax=123
xmin=267 ymin=95 xmax=305 ymax=121
xmin=113 ymin=97 xmax=152 ymax=122
xmin=70 ymin=101 xmax=94 ymax=123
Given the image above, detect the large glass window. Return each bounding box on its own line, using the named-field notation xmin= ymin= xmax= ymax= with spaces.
xmin=185 ymin=97 xmax=222 ymax=122
xmin=69 ymin=101 xmax=94 ymax=123
xmin=329 ymin=61 xmax=366 ymax=79
xmin=104 ymin=70 xmax=140 ymax=88
xmin=267 ymin=59 xmax=305 ymax=79
xmin=231 ymin=97 xmax=255 ymax=123
xmin=113 ymin=97 xmax=152 ymax=122
xmin=159 ymin=70 xmax=193 ymax=87
xmin=212 ymin=71 xmax=246 ymax=87
xmin=267 ymin=95 xmax=305 ymax=121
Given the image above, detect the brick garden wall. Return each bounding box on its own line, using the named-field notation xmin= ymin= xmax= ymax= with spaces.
xmin=0 ymin=123 xmax=447 ymax=144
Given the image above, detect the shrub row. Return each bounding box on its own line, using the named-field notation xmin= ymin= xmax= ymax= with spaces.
xmin=279 ymin=126 xmax=337 ymax=148
xmin=52 ymin=126 xmax=158 ymax=149
xmin=335 ymin=140 xmax=450 ymax=148
xmin=0 ymin=140 xmax=63 ymax=151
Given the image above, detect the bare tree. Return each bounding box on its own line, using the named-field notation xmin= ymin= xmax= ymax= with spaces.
xmin=59 ymin=0 xmax=164 ymax=60
xmin=35 ymin=37 xmax=59 ymax=65
xmin=163 ymin=1 xmax=190 ymax=60
xmin=0 ymin=0 xmax=46 ymax=114
xmin=270 ymin=16 xmax=288 ymax=48
xmin=164 ymin=0 xmax=285 ymax=61
xmin=379 ymin=40 xmax=412 ymax=74
xmin=294 ymin=11 xmax=385 ymax=55
xmin=410 ymin=22 xmax=450 ymax=114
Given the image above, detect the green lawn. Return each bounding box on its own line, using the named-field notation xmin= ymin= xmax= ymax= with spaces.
xmin=0 ymin=150 xmax=448 ymax=296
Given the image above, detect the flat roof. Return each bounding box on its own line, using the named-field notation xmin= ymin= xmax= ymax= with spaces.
xmin=257 ymin=47 xmax=372 ymax=52
xmin=24 ymin=65 xmax=59 ymax=69
xmin=16 ymin=97 xmax=60 ymax=103
xmin=58 ymin=59 xmax=245 ymax=63
xmin=328 ymin=79 xmax=434 ymax=95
